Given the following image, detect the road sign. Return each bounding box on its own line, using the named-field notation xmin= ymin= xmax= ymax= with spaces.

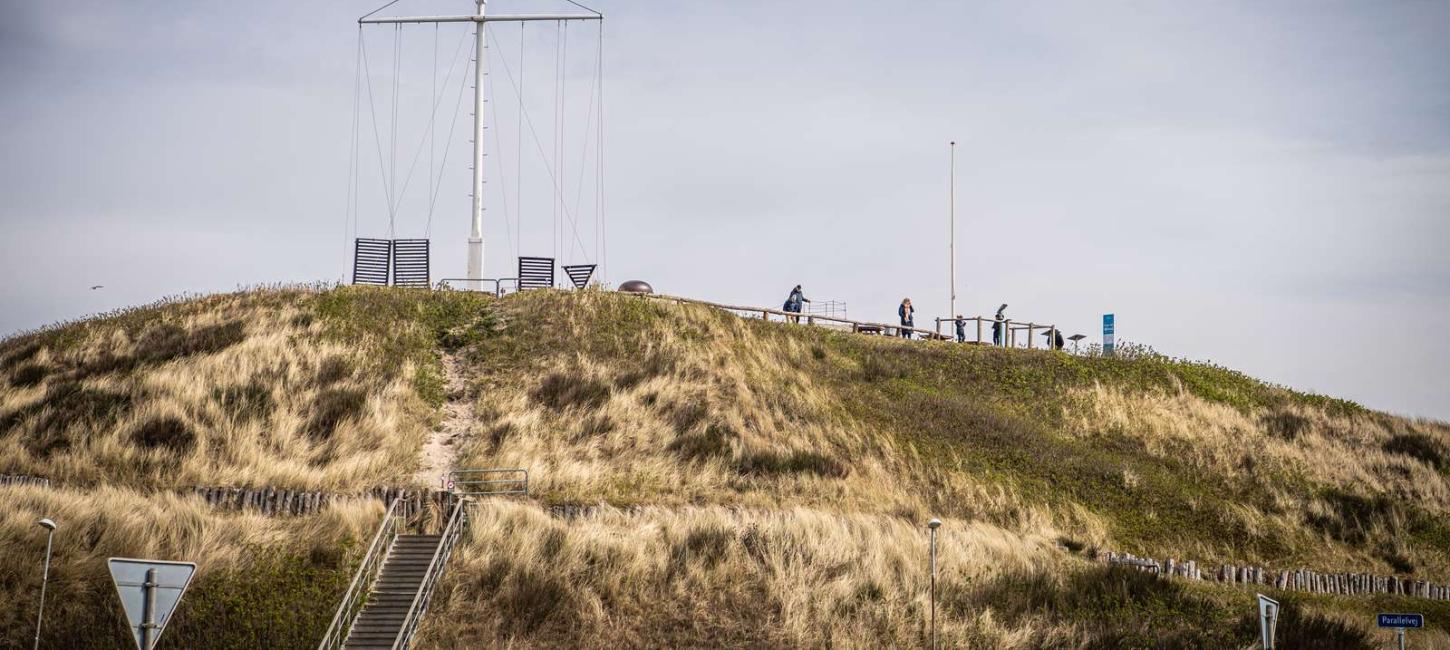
xmin=1257 ymin=594 xmax=1280 ymax=650
xmin=1103 ymin=314 xmax=1115 ymax=356
xmin=108 ymin=558 xmax=196 ymax=650
xmin=1379 ymin=613 xmax=1423 ymax=628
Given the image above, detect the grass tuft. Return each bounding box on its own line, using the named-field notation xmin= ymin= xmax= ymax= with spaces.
xmin=130 ymin=416 xmax=196 ymax=453
xmin=531 ymin=373 xmax=612 ymax=411
xmin=305 ymin=388 xmax=367 ymax=442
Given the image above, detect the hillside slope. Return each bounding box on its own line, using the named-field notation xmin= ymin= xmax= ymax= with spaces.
xmin=2 ymin=286 xmax=1447 ymax=648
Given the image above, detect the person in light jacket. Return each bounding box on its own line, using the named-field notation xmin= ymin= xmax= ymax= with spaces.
xmin=782 ymin=285 xmax=809 ymax=323
xmin=898 ymin=298 xmax=915 ymax=339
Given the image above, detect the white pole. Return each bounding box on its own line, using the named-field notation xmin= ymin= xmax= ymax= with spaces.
xmin=33 ymin=526 xmax=54 ymax=650
xmin=949 ymin=141 xmax=956 ymax=322
xmin=467 ymin=0 xmax=487 ymax=286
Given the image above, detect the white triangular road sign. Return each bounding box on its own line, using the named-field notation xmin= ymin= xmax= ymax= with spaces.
xmin=108 ymin=558 xmax=196 ymax=650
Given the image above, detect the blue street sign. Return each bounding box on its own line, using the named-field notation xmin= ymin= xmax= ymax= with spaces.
xmin=1103 ymin=314 xmax=1115 ymax=356
xmin=1378 ymin=613 xmax=1423 ymax=629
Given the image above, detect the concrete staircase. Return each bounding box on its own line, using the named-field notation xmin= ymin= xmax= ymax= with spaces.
xmin=342 ymin=534 xmax=443 ymax=649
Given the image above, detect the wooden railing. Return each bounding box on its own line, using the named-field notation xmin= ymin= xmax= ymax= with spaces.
xmin=645 ymin=294 xmax=1057 ymax=346
xmin=318 ymin=497 xmax=405 ymax=650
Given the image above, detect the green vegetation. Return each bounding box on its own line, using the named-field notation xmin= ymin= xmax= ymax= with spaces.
xmin=3 ymin=287 xmax=1447 ymax=648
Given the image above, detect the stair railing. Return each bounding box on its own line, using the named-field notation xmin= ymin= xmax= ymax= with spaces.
xmin=318 ymin=496 xmax=404 ymax=650
xmin=391 ymin=500 xmax=470 ymax=650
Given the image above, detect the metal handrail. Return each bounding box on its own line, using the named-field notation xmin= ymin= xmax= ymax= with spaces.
xmin=318 ymin=497 xmax=404 ymax=650
xmin=450 ymin=468 xmax=528 ymax=496
xmin=648 ymin=293 xmax=1058 ymax=344
xmin=435 ymin=277 xmax=519 ymax=297
xmin=391 ymin=501 xmax=469 ymax=650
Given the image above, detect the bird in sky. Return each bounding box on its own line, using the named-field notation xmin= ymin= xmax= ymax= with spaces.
xmin=90 ymin=285 xmax=103 ymax=290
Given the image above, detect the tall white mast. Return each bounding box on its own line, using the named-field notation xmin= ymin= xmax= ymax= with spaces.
xmin=360 ymin=2 xmax=601 ymax=287
xmin=949 ymin=141 xmax=956 ymax=320
xmin=467 ymin=0 xmax=487 ymax=285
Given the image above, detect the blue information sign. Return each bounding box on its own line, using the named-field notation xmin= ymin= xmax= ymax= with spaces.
xmin=1103 ymin=314 xmax=1115 ymax=356
xmin=1378 ymin=613 xmax=1423 ymax=628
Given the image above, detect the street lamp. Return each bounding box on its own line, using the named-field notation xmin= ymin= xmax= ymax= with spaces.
xmin=927 ymin=518 xmax=942 ymax=650
xmin=34 ymin=518 xmax=56 ymax=650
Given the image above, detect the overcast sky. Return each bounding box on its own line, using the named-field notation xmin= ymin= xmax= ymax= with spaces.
xmin=2 ymin=1 xmax=1447 ymax=419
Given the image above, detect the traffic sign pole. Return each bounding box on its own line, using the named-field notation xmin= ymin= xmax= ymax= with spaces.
xmin=142 ymin=568 xmax=158 ymax=650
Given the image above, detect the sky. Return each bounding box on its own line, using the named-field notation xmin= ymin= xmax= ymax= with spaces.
xmin=1 ymin=1 xmax=1447 ymax=419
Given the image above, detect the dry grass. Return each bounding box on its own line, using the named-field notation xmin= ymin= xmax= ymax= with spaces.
xmin=0 ymin=482 xmax=379 ymax=648
xmin=0 ymin=287 xmax=437 ymax=490
xmin=417 ymin=500 xmax=1064 ymax=649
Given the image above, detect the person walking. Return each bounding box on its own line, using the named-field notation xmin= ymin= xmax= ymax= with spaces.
xmin=992 ymin=304 xmax=1007 ymax=346
xmin=898 ymin=298 xmax=915 ymax=339
xmin=954 ymin=315 xmax=966 ymax=343
xmin=782 ymin=285 xmax=810 ymax=324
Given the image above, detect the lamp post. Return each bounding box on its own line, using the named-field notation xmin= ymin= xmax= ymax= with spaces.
xmin=927 ymin=518 xmax=942 ymax=650
xmin=34 ymin=518 xmax=56 ymax=650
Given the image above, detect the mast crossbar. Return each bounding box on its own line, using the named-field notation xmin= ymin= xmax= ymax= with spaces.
xmin=360 ymin=14 xmax=601 ymax=25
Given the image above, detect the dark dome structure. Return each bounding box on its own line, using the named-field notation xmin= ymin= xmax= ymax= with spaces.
xmin=617 ymin=280 xmax=654 ymax=294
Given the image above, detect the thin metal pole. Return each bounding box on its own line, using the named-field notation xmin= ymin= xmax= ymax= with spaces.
xmin=1399 ymin=627 xmax=1405 ymax=650
xmin=33 ymin=529 xmax=53 ymax=650
xmin=142 ymin=567 xmax=158 ymax=650
xmin=929 ymin=527 xmax=938 ymax=650
xmin=467 ymin=0 xmax=487 ymax=286
xmin=949 ymin=141 xmax=956 ymax=324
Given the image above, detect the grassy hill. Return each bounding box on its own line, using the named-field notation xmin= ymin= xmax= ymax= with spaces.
xmin=2 ymin=286 xmax=1447 ymax=648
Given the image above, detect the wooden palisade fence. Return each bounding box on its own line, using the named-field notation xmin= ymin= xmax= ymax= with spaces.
xmin=1105 ymin=550 xmax=1450 ymax=600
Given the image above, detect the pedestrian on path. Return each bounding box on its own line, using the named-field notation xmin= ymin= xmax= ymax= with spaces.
xmin=992 ymin=304 xmax=1007 ymax=346
xmin=898 ymin=298 xmax=915 ymax=339
xmin=783 ymin=285 xmax=809 ymax=324
xmin=955 ymin=315 xmax=966 ymax=343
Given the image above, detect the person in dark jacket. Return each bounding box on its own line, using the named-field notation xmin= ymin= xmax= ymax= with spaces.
xmin=1053 ymin=329 xmax=1065 ymax=350
xmin=955 ymin=315 xmax=967 ymax=343
xmin=782 ymin=285 xmax=809 ymax=323
xmin=898 ymin=298 xmax=915 ymax=339
xmin=992 ymin=304 xmax=1007 ymax=346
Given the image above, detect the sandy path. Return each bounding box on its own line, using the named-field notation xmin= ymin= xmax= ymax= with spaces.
xmin=413 ymin=352 xmax=473 ymax=487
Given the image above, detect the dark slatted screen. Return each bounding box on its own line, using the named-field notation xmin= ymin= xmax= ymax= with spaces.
xmin=517 ymin=257 xmax=555 ymax=290
xmin=353 ymin=238 xmax=391 ymax=286
xmin=562 ymin=264 xmax=597 ymax=289
xmin=391 ymin=239 xmax=431 ymax=288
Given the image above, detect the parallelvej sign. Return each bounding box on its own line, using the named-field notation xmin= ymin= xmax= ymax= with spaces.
xmin=1377 ymin=613 xmax=1423 ymax=628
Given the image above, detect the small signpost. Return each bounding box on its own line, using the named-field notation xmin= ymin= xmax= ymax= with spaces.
xmin=1378 ymin=613 xmax=1424 ymax=650
xmin=1257 ymin=594 xmax=1279 ymax=650
xmin=1103 ymin=314 xmax=1116 ymax=356
xmin=108 ymin=558 xmax=196 ymax=650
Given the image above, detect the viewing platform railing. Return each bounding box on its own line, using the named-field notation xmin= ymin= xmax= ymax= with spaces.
xmin=644 ymin=294 xmax=1056 ymax=348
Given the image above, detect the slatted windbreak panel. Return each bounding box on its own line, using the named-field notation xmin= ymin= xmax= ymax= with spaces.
xmin=353 ymin=239 xmax=391 ymax=286
xmin=561 ymin=264 xmax=597 ymax=289
xmin=517 ymin=257 xmax=555 ymax=290
xmin=391 ymin=239 xmax=430 ymax=288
